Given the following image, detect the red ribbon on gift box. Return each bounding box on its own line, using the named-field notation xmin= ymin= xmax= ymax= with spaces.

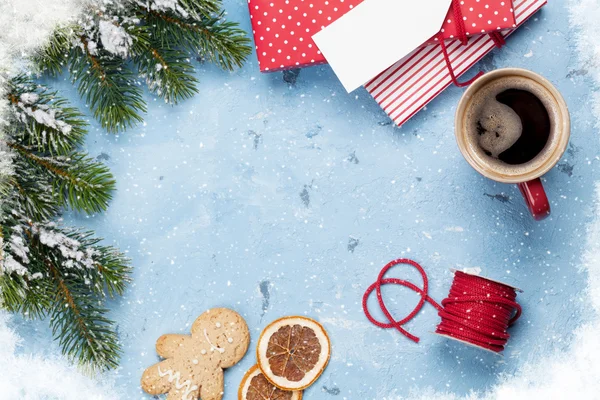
xmin=440 ymin=0 xmax=507 ymax=87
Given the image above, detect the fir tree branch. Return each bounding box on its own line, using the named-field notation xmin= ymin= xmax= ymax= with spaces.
xmin=7 ymin=142 xmax=115 ymax=214
xmin=8 ymin=170 xmax=58 ymax=222
xmin=45 ymin=228 xmax=132 ymax=298
xmin=141 ymin=8 xmax=251 ymax=70
xmin=92 ymin=244 xmax=131 ymax=298
xmin=130 ymin=26 xmax=199 ymax=103
xmin=7 ymin=75 xmax=88 ymax=156
xmin=69 ymin=37 xmax=146 ymax=132
xmin=0 ymin=219 xmax=131 ymax=371
xmin=1 ymin=56 xmax=131 ymax=372
xmin=177 ymin=0 xmax=222 ymax=18
xmin=0 ymin=273 xmax=53 ymax=319
xmin=0 ymin=217 xmax=55 ymax=318
xmin=32 ymin=0 xmax=251 ymax=132
xmin=47 ymin=259 xmax=121 ymax=370
xmin=32 ymin=26 xmax=74 ymax=77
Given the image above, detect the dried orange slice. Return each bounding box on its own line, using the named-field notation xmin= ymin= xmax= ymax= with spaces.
xmin=239 ymin=365 xmax=302 ymax=400
xmin=256 ymin=316 xmax=330 ymax=390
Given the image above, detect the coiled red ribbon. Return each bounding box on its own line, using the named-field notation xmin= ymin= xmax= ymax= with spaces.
xmin=440 ymin=0 xmax=507 ymax=87
xmin=362 ymin=259 xmax=521 ymax=353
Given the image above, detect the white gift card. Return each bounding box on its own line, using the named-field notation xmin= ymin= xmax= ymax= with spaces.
xmin=313 ymin=0 xmax=451 ymax=92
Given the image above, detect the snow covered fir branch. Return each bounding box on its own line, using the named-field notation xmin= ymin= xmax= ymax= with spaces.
xmin=0 ymin=75 xmax=131 ymax=371
xmin=34 ymin=0 xmax=252 ymax=132
xmin=0 ymin=0 xmax=251 ymax=372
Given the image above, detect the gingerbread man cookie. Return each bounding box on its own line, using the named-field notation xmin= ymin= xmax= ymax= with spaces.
xmin=141 ymin=308 xmax=250 ymax=400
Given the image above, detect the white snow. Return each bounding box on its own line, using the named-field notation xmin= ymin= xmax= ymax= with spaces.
xmin=19 ymin=93 xmax=39 ymax=105
xmin=0 ymin=0 xmax=84 ymax=124
xmin=87 ymin=39 xmax=99 ymax=55
xmin=35 ymin=226 xmax=98 ymax=269
xmin=1 ymin=223 xmax=101 ymax=277
xmin=570 ymin=0 xmax=600 ymax=122
xmin=146 ymin=0 xmax=190 ymax=18
xmin=98 ymin=19 xmax=132 ymax=58
xmin=0 ymin=0 xmax=83 ymax=71
xmin=1 ymin=255 xmax=29 ymax=276
xmin=0 ymin=312 xmax=120 ymax=399
xmin=14 ymin=99 xmax=73 ymax=135
xmin=0 ymin=140 xmax=14 ymax=180
xmin=0 ymin=0 xmax=83 ymax=203
xmin=8 ymin=235 xmax=30 ymax=264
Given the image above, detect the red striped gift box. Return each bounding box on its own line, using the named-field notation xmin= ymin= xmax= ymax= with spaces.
xmin=364 ymin=0 xmax=546 ymax=127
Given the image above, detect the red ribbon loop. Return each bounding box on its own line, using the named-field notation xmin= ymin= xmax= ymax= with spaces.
xmin=362 ymin=259 xmax=443 ymax=343
xmin=438 ymin=34 xmax=485 ymax=87
xmin=441 ymin=0 xmax=507 ymax=88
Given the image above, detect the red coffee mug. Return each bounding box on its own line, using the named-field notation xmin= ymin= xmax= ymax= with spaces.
xmin=455 ymin=69 xmax=570 ymax=221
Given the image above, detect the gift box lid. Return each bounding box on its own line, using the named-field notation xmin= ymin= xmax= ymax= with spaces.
xmin=248 ymin=0 xmax=516 ymax=73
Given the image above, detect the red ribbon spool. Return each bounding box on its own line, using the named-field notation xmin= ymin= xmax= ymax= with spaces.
xmin=362 ymin=258 xmax=522 ymax=353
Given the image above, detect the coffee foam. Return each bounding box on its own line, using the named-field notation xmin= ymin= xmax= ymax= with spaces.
xmin=475 ymin=100 xmax=523 ymax=158
xmin=463 ymin=76 xmax=557 ymax=175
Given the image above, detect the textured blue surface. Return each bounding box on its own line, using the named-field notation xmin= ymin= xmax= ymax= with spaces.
xmin=14 ymin=0 xmax=600 ymax=398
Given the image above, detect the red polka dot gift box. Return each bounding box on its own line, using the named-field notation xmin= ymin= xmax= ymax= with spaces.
xmin=247 ymin=0 xmax=516 ymax=73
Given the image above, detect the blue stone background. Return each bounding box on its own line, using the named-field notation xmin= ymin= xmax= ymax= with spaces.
xmin=13 ymin=0 xmax=599 ymax=398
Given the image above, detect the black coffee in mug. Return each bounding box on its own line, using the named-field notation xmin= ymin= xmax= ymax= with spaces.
xmin=467 ymin=77 xmax=552 ymax=166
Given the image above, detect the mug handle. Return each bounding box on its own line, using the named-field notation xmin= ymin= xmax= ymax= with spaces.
xmin=517 ymin=178 xmax=550 ymax=221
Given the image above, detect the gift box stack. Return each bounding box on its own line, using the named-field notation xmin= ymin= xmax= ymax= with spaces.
xmin=247 ymin=0 xmax=547 ymax=126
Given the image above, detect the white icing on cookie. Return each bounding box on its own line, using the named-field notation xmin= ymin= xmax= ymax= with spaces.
xmin=203 ymin=328 xmax=225 ymax=354
xmin=157 ymin=366 xmax=198 ymax=400
xmin=227 ymin=337 xmax=233 ymax=343
xmin=215 ymin=322 xmax=221 ymax=328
